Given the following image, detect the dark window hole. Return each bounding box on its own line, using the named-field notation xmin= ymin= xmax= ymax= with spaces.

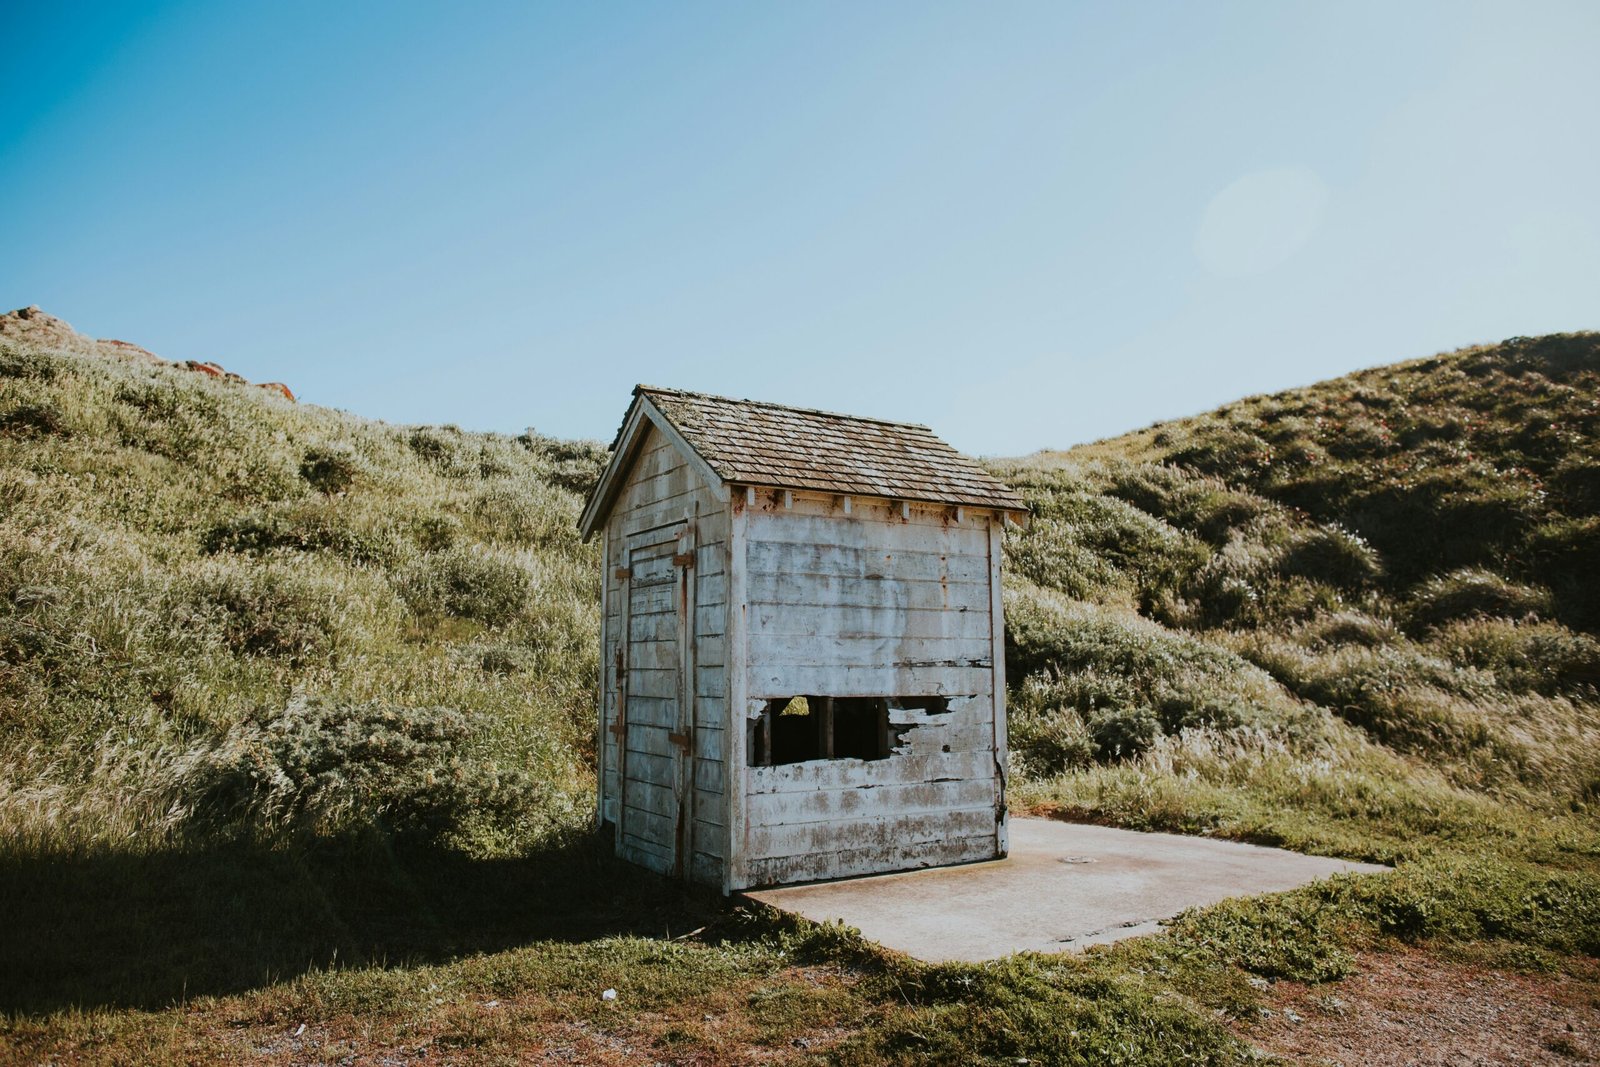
xmin=748 ymin=695 xmax=954 ymax=767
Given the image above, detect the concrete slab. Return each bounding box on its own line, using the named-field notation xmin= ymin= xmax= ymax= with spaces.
xmin=745 ymin=818 xmax=1389 ymax=962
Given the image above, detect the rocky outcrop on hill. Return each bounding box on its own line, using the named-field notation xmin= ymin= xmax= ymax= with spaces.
xmin=0 ymin=305 xmax=294 ymax=401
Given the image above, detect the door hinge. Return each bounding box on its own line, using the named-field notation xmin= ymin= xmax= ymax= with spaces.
xmin=613 ymin=566 xmax=632 ymax=580
xmin=672 ymin=552 xmax=695 ymax=568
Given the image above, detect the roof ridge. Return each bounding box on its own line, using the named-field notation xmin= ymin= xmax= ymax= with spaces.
xmin=635 ymin=384 xmax=936 ymax=433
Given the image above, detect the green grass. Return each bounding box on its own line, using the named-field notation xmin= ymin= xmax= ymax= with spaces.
xmin=2 ymin=325 xmax=1598 ymax=1063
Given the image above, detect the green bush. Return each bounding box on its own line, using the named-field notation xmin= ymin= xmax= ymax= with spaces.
xmin=1406 ymin=568 xmax=1552 ymax=631
xmin=1549 ymin=454 xmax=1600 ymax=514
xmin=471 ymin=478 xmax=580 ymax=549
xmin=518 ymin=430 xmax=609 ymax=495
xmin=1004 ymin=587 xmax=1309 ymax=764
xmin=1433 ymin=618 xmax=1600 ymax=697
xmin=1295 ymin=611 xmax=1399 ymax=649
xmin=0 ymin=346 xmax=60 ymax=380
xmin=1275 ymin=524 xmax=1382 ymax=589
xmin=1087 ymin=704 xmax=1160 ymax=760
xmin=0 ymin=401 xmax=70 ymax=438
xmin=1009 ymin=707 xmax=1096 ymax=777
xmin=299 ymin=444 xmax=362 ymax=493
xmin=181 ymin=696 xmax=545 ymax=840
xmin=202 ymin=501 xmax=402 ymax=565
xmin=184 ymin=566 xmax=347 ymax=662
xmin=1002 ymin=467 xmax=1209 ymax=608
xmin=1099 ymin=462 xmax=1273 ymax=545
xmin=1007 ymin=672 xmax=1117 ymax=775
xmin=397 ymin=546 xmax=533 ymax=627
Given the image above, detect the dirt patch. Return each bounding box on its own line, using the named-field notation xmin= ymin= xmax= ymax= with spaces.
xmin=1237 ymin=948 xmax=1600 ymax=1065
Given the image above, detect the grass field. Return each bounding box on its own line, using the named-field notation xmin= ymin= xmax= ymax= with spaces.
xmin=1 ymin=316 xmax=1597 ymax=1063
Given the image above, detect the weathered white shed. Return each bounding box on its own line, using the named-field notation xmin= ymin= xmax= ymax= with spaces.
xmin=578 ymin=386 xmax=1028 ymax=891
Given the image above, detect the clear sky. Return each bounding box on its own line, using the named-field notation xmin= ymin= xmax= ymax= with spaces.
xmin=4 ymin=1 xmax=1597 ymax=456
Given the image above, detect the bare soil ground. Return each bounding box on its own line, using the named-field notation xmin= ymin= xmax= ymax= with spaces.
xmin=1236 ymin=949 xmax=1600 ymax=1066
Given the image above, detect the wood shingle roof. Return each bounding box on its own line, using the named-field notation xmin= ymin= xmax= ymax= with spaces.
xmin=631 ymin=386 xmax=1027 ymax=511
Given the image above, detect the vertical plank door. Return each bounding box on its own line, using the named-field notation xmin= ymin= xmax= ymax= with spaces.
xmin=619 ymin=528 xmax=688 ymax=874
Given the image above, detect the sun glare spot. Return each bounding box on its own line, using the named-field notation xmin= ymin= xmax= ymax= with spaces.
xmin=1195 ymin=167 xmax=1330 ymax=278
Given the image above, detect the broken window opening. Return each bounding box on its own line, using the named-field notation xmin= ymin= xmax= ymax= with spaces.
xmin=748 ymin=696 xmax=951 ymax=767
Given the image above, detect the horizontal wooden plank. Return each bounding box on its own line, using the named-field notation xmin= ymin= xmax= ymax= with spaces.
xmin=627 ymin=671 xmax=678 ymax=701
xmin=744 ymin=776 xmax=997 ymax=828
xmin=623 ymin=777 xmax=676 ymax=818
xmin=628 ymin=584 xmax=680 ymax=615
xmin=624 ymin=723 xmax=685 ymax=760
xmin=621 ymin=805 xmax=674 ymax=846
xmin=620 ymin=462 xmax=702 ymax=508
xmin=629 ymin=614 xmax=681 ymax=643
xmin=750 ymin=603 xmax=991 ymax=640
xmin=619 ymin=836 xmax=672 ymax=875
xmin=697 ymin=809 xmax=729 ymax=844
xmin=623 ymin=749 xmax=673 ymax=785
xmin=746 ymin=633 xmax=990 ymax=669
xmin=695 ymin=601 xmax=727 ymax=638
xmin=749 ymin=663 xmax=993 ymax=698
xmin=748 ymin=499 xmax=998 ymax=537
xmin=747 ymin=541 xmax=991 ymax=584
xmin=750 ymin=510 xmax=992 ymax=551
xmin=694 ymin=757 xmax=725 ymax=794
xmin=626 ymin=638 xmax=680 ymax=671
xmin=690 ymin=850 xmax=722 ymax=886
xmin=697 ymin=572 xmax=728 ymax=607
xmin=619 ymin=486 xmax=708 ymax=532
xmin=746 ymin=572 xmax=989 ymax=612
xmin=624 ymin=695 xmax=679 ymax=730
xmin=693 ymin=725 xmax=724 ymax=761
xmin=693 ymin=543 xmax=727 ymax=576
xmin=696 ymin=664 xmax=727 ymax=698
xmin=739 ymin=832 xmax=999 ymax=889
xmin=744 ymin=748 xmax=995 ymax=793
xmin=695 ymin=696 xmax=726 ymax=730
xmin=692 ymin=833 xmax=724 ymax=863
xmin=744 ymin=806 xmax=997 ymax=861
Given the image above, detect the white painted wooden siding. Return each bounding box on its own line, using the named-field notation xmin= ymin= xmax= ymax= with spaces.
xmin=729 ymin=491 xmax=1004 ymax=888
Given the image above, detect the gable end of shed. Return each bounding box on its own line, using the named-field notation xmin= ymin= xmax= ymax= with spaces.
xmin=578 ymin=394 xmax=731 ymax=540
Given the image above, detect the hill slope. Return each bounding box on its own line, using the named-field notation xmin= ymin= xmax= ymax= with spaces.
xmin=3 ymin=315 xmax=1598 ymax=1063
xmin=993 ymin=332 xmax=1600 ymax=810
xmin=0 ymin=307 xmax=608 ymax=858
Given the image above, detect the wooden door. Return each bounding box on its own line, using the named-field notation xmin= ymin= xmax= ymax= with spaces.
xmin=616 ymin=524 xmax=696 ymax=877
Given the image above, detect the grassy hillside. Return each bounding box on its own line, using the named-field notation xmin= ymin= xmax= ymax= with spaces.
xmin=996 ymin=332 xmax=1600 ymax=818
xmin=3 ymin=318 xmax=1599 ymax=1064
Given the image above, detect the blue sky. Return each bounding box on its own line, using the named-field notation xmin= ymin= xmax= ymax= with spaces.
xmin=3 ymin=1 xmax=1597 ymax=456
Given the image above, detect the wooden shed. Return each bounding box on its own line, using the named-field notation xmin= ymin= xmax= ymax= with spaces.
xmin=578 ymin=386 xmax=1029 ymax=891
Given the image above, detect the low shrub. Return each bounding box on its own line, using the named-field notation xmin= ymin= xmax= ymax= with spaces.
xmin=518 ymin=431 xmax=609 ymax=495
xmin=397 ymin=546 xmax=532 ymax=627
xmin=1549 ymin=454 xmax=1600 ymax=514
xmin=1295 ymin=611 xmax=1400 ymax=649
xmin=471 ymin=478 xmax=581 ymax=549
xmin=1099 ymin=461 xmax=1273 ymax=545
xmin=1275 ymin=524 xmax=1382 ymax=589
xmin=299 ymin=444 xmax=362 ymax=493
xmin=0 ymin=345 xmax=60 ymax=380
xmin=1406 ymin=568 xmax=1552 ymax=631
xmin=1433 ymin=618 xmax=1600 ymax=697
xmin=0 ymin=401 xmax=70 ymax=438
xmin=203 ymin=502 xmax=402 ymax=565
xmin=183 ymin=566 xmax=347 ymax=662
xmin=180 ymin=695 xmax=545 ymax=841
xmin=1087 ymin=704 xmax=1160 ymax=760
